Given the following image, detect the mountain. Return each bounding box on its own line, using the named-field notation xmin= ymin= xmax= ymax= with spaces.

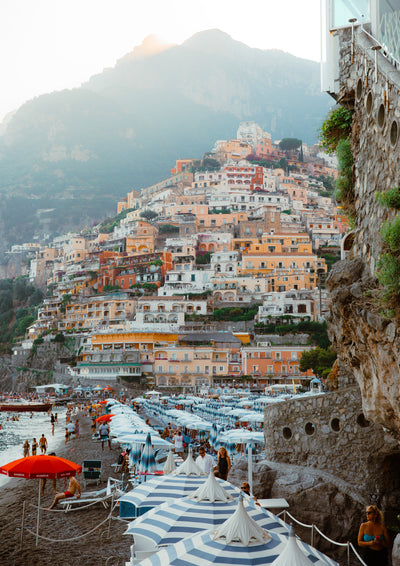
xmin=0 ymin=29 xmax=332 ymax=251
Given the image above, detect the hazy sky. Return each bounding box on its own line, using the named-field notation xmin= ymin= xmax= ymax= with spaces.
xmin=1 ymin=0 xmax=321 ymax=123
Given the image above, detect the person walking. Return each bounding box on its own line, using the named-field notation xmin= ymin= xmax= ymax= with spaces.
xmin=99 ymin=422 xmax=111 ymax=450
xmin=358 ymin=505 xmax=389 ymax=565
xmin=173 ymin=430 xmax=185 ymax=460
xmin=39 ymin=433 xmax=48 ymax=454
xmin=31 ymin=437 xmax=37 ymax=456
xmin=214 ymin=446 xmax=231 ymax=480
xmin=195 ymin=446 xmax=215 ymax=474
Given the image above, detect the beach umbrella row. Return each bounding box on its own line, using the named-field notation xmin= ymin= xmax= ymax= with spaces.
xmin=137 ymin=496 xmax=338 ymax=566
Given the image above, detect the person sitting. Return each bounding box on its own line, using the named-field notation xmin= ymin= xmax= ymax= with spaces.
xmin=196 ymin=446 xmax=215 ymax=474
xmin=47 ymin=476 xmax=81 ymax=510
xmin=241 ymin=481 xmax=260 ymax=506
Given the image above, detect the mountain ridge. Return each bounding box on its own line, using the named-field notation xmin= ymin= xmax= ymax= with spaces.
xmin=0 ymin=29 xmax=332 ymax=252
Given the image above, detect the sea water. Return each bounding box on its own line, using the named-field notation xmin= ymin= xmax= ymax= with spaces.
xmin=0 ymin=407 xmax=67 ymax=488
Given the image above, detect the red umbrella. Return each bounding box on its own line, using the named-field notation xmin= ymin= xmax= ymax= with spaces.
xmin=99 ymin=400 xmax=108 ymax=405
xmin=103 ymin=386 xmax=114 ymax=391
xmin=95 ymin=414 xmax=115 ymax=423
xmin=0 ymin=454 xmax=82 ymax=479
xmin=0 ymin=455 xmax=82 ymax=545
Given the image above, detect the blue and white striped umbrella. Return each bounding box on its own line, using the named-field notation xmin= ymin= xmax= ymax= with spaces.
xmin=209 ymin=424 xmax=219 ymax=447
xmin=139 ymin=432 xmax=157 ymax=475
xmin=137 ymin=497 xmax=338 ymax=566
xmin=129 ymin=443 xmax=142 ymax=468
xmin=119 ymin=476 xmax=236 ymax=516
xmin=126 ymin=494 xmax=289 ymax=547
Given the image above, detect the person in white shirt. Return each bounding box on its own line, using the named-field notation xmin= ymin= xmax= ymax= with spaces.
xmin=196 ymin=446 xmax=215 ymax=474
xmin=173 ymin=430 xmax=185 ymax=459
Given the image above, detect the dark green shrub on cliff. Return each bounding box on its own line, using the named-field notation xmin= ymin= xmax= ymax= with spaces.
xmin=319 ymin=107 xmax=353 ymax=153
xmin=376 ymin=254 xmax=400 ymax=303
xmin=380 ymin=216 xmax=400 ymax=253
xmin=376 ymin=187 xmax=400 ymax=209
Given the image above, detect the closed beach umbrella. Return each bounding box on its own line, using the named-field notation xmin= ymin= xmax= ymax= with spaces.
xmin=163 ymin=450 xmax=176 ymax=475
xmin=137 ymin=497 xmax=338 ymax=566
xmin=0 ymin=455 xmax=82 ymax=546
xmin=139 ymin=432 xmax=157 ymax=475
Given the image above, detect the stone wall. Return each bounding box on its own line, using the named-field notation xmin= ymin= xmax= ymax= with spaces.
xmin=326 ymin=26 xmax=400 ymax=438
xmin=263 ymin=386 xmax=399 ymax=499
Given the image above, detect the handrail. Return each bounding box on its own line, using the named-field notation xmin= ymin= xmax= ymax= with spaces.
xmin=360 ymin=23 xmax=400 ymax=71
xmin=280 ymin=509 xmax=368 ymax=566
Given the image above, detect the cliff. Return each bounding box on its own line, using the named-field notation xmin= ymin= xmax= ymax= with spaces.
xmin=325 ymin=27 xmax=400 ymax=438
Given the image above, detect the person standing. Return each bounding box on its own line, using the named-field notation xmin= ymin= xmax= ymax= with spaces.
xmin=39 ymin=434 xmax=48 ymax=454
xmin=23 ymin=440 xmax=30 ymax=458
xmin=31 ymin=437 xmax=37 ymax=456
xmin=99 ymin=422 xmax=111 ymax=450
xmin=173 ymin=430 xmax=185 ymax=459
xmin=214 ymin=447 xmax=231 ymax=480
xmin=195 ymin=446 xmax=215 ymax=474
xmin=358 ymin=505 xmax=389 ymax=565
xmin=50 ymin=413 xmax=55 ymax=436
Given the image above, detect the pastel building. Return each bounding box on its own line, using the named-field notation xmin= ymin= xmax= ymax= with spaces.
xmin=153 ymin=332 xmax=243 ymax=389
xmin=256 ymin=290 xmax=318 ymax=323
xmin=241 ymin=344 xmax=315 ymax=384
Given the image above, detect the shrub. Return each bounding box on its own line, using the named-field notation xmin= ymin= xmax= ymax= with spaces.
xmin=380 ymin=216 xmax=400 ymax=253
xmin=376 ymin=187 xmax=400 ymax=209
xmin=319 ymin=106 xmax=353 ymax=153
xmin=376 ymin=254 xmax=400 ymax=303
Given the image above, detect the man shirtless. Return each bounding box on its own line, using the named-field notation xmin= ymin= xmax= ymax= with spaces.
xmin=47 ymin=476 xmax=81 ymax=509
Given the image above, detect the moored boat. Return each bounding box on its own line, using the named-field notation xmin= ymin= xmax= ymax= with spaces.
xmin=0 ymin=400 xmax=52 ymax=412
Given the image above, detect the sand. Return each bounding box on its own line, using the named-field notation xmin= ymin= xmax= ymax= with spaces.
xmin=0 ymin=410 xmax=132 ymax=566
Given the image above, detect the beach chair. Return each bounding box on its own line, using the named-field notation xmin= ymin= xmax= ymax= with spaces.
xmin=83 ymin=459 xmax=102 ymax=488
xmin=60 ymin=477 xmax=123 ymax=512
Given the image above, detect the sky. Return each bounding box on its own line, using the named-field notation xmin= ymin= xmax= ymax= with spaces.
xmin=0 ymin=0 xmax=321 ymax=124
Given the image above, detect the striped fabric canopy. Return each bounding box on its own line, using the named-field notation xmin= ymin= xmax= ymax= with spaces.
xmin=136 ymin=497 xmax=338 ymax=566
xmin=119 ymin=476 xmax=237 ymax=512
xmin=125 ymin=495 xmax=289 ymax=547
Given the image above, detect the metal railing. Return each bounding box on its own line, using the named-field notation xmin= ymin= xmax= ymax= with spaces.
xmin=278 ymin=509 xmax=367 ymax=566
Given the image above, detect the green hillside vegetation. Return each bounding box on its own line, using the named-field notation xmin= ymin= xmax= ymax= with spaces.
xmin=0 ymin=277 xmax=44 ymax=354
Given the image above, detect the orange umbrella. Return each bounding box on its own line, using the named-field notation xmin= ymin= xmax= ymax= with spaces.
xmin=99 ymin=400 xmax=108 ymax=405
xmin=95 ymin=414 xmax=115 ymax=423
xmin=0 ymin=455 xmax=82 ymax=545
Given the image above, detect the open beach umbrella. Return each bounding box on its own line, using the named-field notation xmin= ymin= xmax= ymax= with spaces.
xmin=119 ymin=475 xmax=235 ymax=517
xmin=95 ymin=414 xmax=115 ymax=423
xmin=137 ymin=496 xmax=338 ymax=566
xmin=125 ymin=473 xmax=288 ymax=549
xmin=0 ymin=454 xmax=82 ymax=546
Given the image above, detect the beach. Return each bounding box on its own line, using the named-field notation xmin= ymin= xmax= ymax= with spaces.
xmin=0 ymin=410 xmax=131 ymax=566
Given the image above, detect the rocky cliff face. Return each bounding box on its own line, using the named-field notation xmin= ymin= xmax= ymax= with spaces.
xmin=326 ymin=27 xmax=400 ymax=438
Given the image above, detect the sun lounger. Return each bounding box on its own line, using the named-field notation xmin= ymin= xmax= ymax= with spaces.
xmin=60 ymin=477 xmax=123 ymax=512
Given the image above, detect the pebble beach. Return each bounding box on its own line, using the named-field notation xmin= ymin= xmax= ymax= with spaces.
xmin=0 ymin=409 xmax=131 ymax=566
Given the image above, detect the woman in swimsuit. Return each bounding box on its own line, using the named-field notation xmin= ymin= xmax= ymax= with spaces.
xmin=358 ymin=505 xmax=389 ymax=566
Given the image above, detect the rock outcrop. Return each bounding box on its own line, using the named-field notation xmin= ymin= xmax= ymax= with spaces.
xmin=326 ymin=26 xmax=400 ymax=438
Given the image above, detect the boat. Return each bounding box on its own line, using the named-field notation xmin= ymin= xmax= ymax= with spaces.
xmin=0 ymin=400 xmax=52 ymax=412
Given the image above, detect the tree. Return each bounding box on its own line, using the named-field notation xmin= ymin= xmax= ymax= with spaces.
xmin=279 ymin=138 xmax=302 ymax=151
xmin=202 ymin=157 xmax=220 ymax=170
xmin=140 ymin=210 xmax=158 ymax=221
xmin=299 ymin=347 xmax=337 ymax=378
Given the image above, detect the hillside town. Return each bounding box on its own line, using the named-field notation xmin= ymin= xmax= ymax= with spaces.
xmin=10 ymin=122 xmax=345 ymax=393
